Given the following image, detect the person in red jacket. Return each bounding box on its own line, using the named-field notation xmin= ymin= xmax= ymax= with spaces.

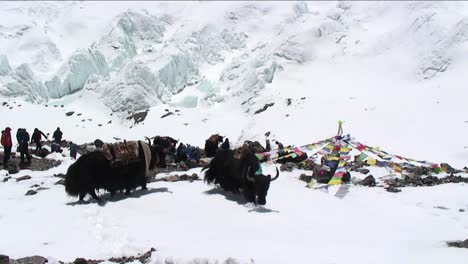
xmin=1 ymin=127 xmax=13 ymax=168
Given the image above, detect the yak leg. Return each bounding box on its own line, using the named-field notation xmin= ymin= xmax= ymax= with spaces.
xmin=110 ymin=189 xmax=116 ymax=198
xmin=141 ymin=178 xmax=147 ymax=190
xmin=125 ymin=188 xmax=131 ymax=195
xmin=79 ymin=193 xmax=86 ymax=201
xmin=89 ymin=189 xmax=101 ymax=203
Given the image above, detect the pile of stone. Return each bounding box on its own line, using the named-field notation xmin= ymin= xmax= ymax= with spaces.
xmin=384 ymin=174 xmax=468 ymax=191
xmin=0 ymin=248 xmax=156 ymax=264
xmin=151 ymin=174 xmax=200 ymax=183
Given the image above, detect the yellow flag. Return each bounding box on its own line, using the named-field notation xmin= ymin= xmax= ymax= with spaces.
xmin=367 ymin=158 xmax=377 ymax=166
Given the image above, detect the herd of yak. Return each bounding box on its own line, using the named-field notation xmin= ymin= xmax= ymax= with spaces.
xmin=65 ymin=134 xmax=280 ymax=205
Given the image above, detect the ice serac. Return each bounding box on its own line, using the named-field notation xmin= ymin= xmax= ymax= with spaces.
xmin=97 ymin=60 xmax=162 ymax=112
xmin=0 ymin=55 xmax=11 ymax=76
xmin=96 ymin=50 xmax=199 ymax=112
xmin=0 ymin=63 xmax=47 ymax=102
xmin=97 ymin=11 xmax=171 ymax=71
xmin=46 ymin=48 xmax=109 ymax=98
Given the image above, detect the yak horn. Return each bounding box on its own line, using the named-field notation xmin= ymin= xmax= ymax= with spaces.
xmin=270 ymin=167 xmax=279 ymax=182
xmin=144 ymin=136 xmax=152 ymax=147
xmin=245 ymin=166 xmax=256 ymax=182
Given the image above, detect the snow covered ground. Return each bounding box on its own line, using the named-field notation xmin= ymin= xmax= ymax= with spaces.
xmin=1 ymin=1 xmax=468 ymax=263
xmin=1 ymin=158 xmax=468 ymax=264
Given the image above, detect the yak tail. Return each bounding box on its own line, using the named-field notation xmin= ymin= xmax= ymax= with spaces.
xmin=203 ymin=161 xmax=217 ymax=184
xmin=64 ymin=162 xmax=82 ymax=197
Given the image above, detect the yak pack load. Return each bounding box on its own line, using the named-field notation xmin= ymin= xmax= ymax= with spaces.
xmin=102 ymin=141 xmax=139 ymax=164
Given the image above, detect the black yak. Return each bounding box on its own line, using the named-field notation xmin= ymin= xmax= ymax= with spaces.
xmin=203 ymin=146 xmax=279 ymax=205
xmin=153 ymin=136 xmax=178 ymax=168
xmin=204 ymin=134 xmax=223 ymax=158
xmin=64 ymin=140 xmax=157 ymax=202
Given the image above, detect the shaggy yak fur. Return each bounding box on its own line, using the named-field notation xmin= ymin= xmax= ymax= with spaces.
xmin=65 ymin=140 xmax=157 ymax=202
xmin=204 ymin=134 xmax=224 ymax=158
xmin=153 ymin=136 xmax=178 ymax=168
xmin=203 ymin=148 xmax=279 ymax=205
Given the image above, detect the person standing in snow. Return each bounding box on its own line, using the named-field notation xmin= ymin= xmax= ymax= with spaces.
xmin=69 ymin=142 xmax=78 ymax=159
xmin=51 ymin=127 xmax=63 ymax=153
xmin=265 ymin=139 xmax=271 ymax=152
xmin=31 ymin=128 xmax=48 ymax=153
xmin=53 ymin=127 xmax=63 ymax=144
xmin=1 ymin=127 xmax=13 ymax=168
xmin=275 ymin=141 xmax=284 ymax=150
xmin=17 ymin=128 xmax=32 ymax=164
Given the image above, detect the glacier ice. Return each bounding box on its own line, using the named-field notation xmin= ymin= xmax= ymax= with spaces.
xmin=46 ymin=48 xmax=109 ymax=98
xmin=0 ymin=55 xmax=11 ymax=76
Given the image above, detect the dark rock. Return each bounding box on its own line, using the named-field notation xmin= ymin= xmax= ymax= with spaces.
xmin=8 ymin=167 xmax=19 ymax=175
xmin=73 ymin=258 xmax=87 ymax=264
xmin=55 ymin=179 xmax=65 ymax=185
xmin=447 ymin=239 xmax=468 ymax=248
xmin=16 ymin=175 xmax=32 ymax=182
xmin=30 ymin=184 xmax=40 ymax=188
xmin=286 ymin=98 xmax=292 ymax=106
xmin=81 ymin=119 xmax=85 ymax=122
xmin=107 ymin=120 xmax=112 ymax=124
xmin=36 ymin=148 xmax=50 ymax=158
xmin=53 ymin=105 xmax=58 ymax=107
xmin=77 ymin=113 xmax=82 ymax=116
xmin=264 ymin=131 xmax=270 ymax=137
xmin=385 ymin=186 xmax=401 ymax=193
xmin=3 ymin=176 xmax=11 ymax=182
xmin=299 ymin=173 xmax=313 ymax=183
xmin=25 ymin=190 xmax=38 ymax=196
xmin=459 ymin=209 xmax=465 ymax=212
xmin=36 ymin=187 xmax=49 ymax=191
xmin=434 ymin=206 xmax=449 ymax=210
xmin=65 ymin=112 xmax=74 ymax=116
xmin=98 ymin=124 xmax=102 ymax=127
xmin=16 ymin=256 xmax=47 ymax=264
xmin=358 ymin=175 xmax=376 ymax=187
xmin=61 ymin=105 xmax=64 ymax=108
xmin=254 ymin=103 xmax=275 ymax=115
xmin=53 ymin=173 xmax=65 ymax=179
xmin=0 ymin=255 xmax=9 ymax=264
xmin=161 ymin=112 xmax=174 ymax=119
xmin=358 ymin=168 xmax=370 ymax=174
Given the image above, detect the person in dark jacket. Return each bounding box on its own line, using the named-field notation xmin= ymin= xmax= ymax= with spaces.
xmin=176 ymin=143 xmax=187 ymax=163
xmin=275 ymin=141 xmax=284 ymax=150
xmin=31 ymin=128 xmax=48 ymax=153
xmin=17 ymin=128 xmax=31 ymax=164
xmin=69 ymin=142 xmax=78 ymax=159
xmin=1 ymin=127 xmax=13 ymax=168
xmin=220 ymin=138 xmax=230 ymax=150
xmin=53 ymin=127 xmax=63 ymax=144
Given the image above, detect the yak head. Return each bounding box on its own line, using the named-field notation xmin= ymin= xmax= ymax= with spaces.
xmin=246 ymin=167 xmax=279 ymax=205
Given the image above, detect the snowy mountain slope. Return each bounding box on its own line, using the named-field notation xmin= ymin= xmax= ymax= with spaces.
xmin=2 ymin=1 xmax=468 ymax=109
